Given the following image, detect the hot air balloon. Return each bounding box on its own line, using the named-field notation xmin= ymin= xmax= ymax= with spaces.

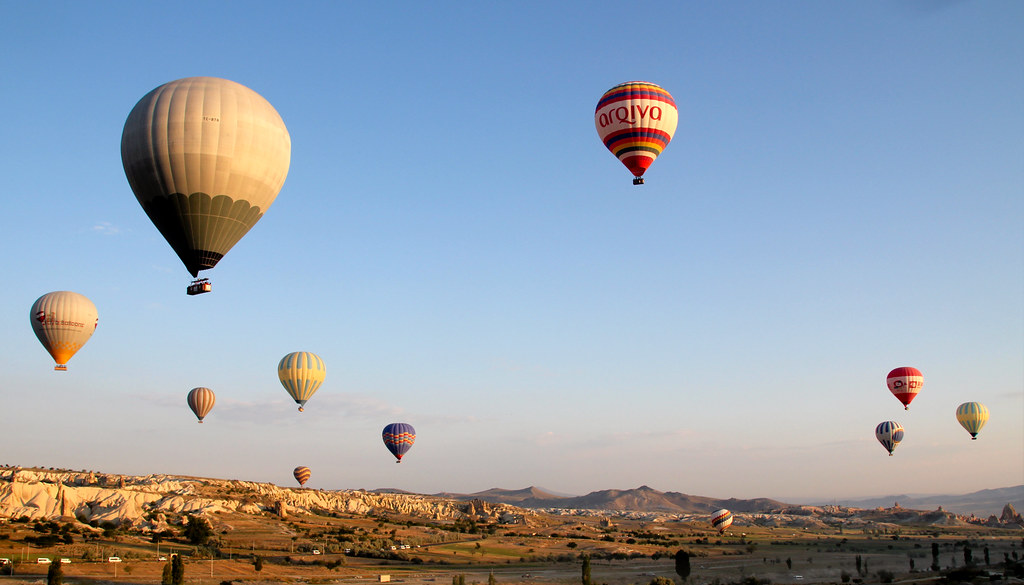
xmin=595 ymin=81 xmax=678 ymax=185
xmin=710 ymin=509 xmax=733 ymax=534
xmin=121 ymin=77 xmax=291 ymax=295
xmin=382 ymin=423 xmax=416 ymax=463
xmin=955 ymin=402 xmax=989 ymax=440
xmin=886 ymin=367 xmax=923 ymax=410
xmin=278 ymin=352 xmax=325 ymax=412
xmin=875 ymin=421 xmax=904 ymax=456
xmin=186 ymin=387 xmax=215 ymax=423
xmin=293 ymin=466 xmax=311 ymax=486
xmin=30 ymin=291 xmax=98 ymax=371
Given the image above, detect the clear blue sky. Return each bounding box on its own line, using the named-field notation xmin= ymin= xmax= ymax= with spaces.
xmin=1 ymin=1 xmax=1020 ymax=502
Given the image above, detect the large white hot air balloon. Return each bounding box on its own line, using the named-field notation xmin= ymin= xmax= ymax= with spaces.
xmin=121 ymin=77 xmax=291 ymax=294
xmin=30 ymin=291 xmax=98 ymax=371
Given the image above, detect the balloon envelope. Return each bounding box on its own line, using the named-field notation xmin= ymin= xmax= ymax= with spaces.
xmin=955 ymin=402 xmax=989 ymax=440
xmin=875 ymin=421 xmax=904 ymax=456
xmin=710 ymin=509 xmax=733 ymax=533
xmin=595 ymin=81 xmax=678 ymax=182
xmin=293 ymin=466 xmax=311 ymax=486
xmin=121 ymin=77 xmax=291 ymax=277
xmin=30 ymin=291 xmax=98 ymax=371
xmin=382 ymin=423 xmax=416 ymax=462
xmin=278 ymin=352 xmax=326 ymax=411
xmin=186 ymin=387 xmax=215 ymax=423
xmin=886 ymin=367 xmax=923 ymax=410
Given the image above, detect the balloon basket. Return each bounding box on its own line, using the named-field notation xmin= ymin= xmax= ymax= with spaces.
xmin=187 ymin=278 xmax=212 ymax=296
xmin=54 ymin=364 xmax=67 ymax=372
xmin=633 ymin=177 xmax=645 ymax=185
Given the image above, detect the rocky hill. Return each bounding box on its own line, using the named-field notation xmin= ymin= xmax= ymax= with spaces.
xmin=0 ymin=466 xmax=533 ymax=530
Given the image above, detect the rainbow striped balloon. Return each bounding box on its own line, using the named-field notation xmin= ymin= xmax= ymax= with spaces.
xmin=710 ymin=509 xmax=733 ymax=534
xmin=382 ymin=423 xmax=416 ymax=463
xmin=955 ymin=402 xmax=989 ymax=440
xmin=595 ymin=81 xmax=678 ymax=185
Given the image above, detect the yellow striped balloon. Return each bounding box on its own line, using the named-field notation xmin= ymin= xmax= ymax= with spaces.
xmin=955 ymin=402 xmax=989 ymax=440
xmin=278 ymin=352 xmax=326 ymax=412
xmin=186 ymin=387 xmax=216 ymax=423
xmin=293 ymin=466 xmax=311 ymax=486
xmin=30 ymin=291 xmax=98 ymax=371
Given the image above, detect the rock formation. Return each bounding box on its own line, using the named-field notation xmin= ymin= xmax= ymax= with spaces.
xmin=0 ymin=466 xmax=533 ymax=528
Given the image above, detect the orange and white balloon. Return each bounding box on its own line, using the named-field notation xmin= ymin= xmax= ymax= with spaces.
xmin=30 ymin=291 xmax=98 ymax=371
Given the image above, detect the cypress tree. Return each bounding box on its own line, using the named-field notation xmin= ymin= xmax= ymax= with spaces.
xmin=46 ymin=560 xmax=62 ymax=585
xmin=171 ymin=554 xmax=185 ymax=585
xmin=581 ymin=554 xmax=592 ymax=585
xmin=674 ymin=550 xmax=691 ymax=582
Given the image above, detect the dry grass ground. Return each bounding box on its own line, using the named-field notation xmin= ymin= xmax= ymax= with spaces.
xmin=0 ymin=510 xmax=1019 ymax=585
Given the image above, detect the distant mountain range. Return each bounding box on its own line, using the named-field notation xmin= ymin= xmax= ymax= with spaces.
xmin=436 ymin=484 xmax=786 ymax=514
xmin=816 ymin=485 xmax=1024 ymax=517
xmin=432 ymin=484 xmax=1024 ymax=518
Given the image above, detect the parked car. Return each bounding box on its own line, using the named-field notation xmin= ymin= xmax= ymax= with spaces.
xmin=36 ymin=558 xmax=51 ymax=564
xmin=60 ymin=559 xmax=71 ymax=564
xmin=107 ymin=557 xmax=122 ymax=563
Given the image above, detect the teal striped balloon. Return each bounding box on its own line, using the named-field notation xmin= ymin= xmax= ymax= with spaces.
xmin=278 ymin=352 xmax=326 ymax=412
xmin=955 ymin=402 xmax=989 ymax=440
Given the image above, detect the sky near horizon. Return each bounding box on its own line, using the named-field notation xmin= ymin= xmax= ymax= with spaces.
xmin=0 ymin=1 xmax=1021 ymax=503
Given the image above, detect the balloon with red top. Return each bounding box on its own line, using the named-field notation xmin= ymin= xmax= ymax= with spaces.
xmin=886 ymin=367 xmax=923 ymax=410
